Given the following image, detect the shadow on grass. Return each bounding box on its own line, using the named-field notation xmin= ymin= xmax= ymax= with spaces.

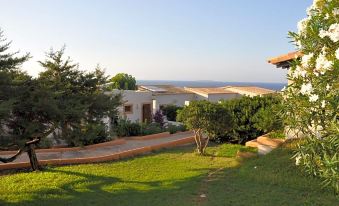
xmin=1 ymin=144 xmax=338 ymax=206
xmin=1 ymin=167 xmax=210 ymax=206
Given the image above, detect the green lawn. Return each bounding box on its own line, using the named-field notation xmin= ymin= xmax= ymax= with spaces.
xmin=0 ymin=143 xmax=337 ymax=206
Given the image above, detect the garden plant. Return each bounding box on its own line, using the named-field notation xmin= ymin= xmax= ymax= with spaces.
xmin=284 ymin=0 xmax=339 ymax=192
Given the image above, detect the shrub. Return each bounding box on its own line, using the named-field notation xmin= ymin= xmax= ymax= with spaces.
xmin=153 ymin=110 xmax=165 ymax=127
xmin=65 ymin=123 xmax=110 ymax=146
xmin=114 ymin=118 xmax=141 ymax=137
xmin=161 ymin=105 xmax=182 ymax=121
xmin=219 ymin=95 xmax=283 ymax=144
xmin=284 ymin=0 xmax=339 ymax=192
xmin=141 ymin=122 xmax=164 ymax=135
xmin=167 ymin=124 xmax=187 ymax=134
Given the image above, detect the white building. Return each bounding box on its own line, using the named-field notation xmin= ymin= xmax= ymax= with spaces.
xmin=110 ymin=85 xmax=275 ymax=123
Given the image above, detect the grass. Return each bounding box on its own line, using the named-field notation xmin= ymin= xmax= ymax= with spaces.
xmin=0 ymin=143 xmax=337 ymax=206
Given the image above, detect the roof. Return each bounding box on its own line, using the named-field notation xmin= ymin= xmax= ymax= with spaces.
xmin=268 ymin=51 xmax=303 ymax=69
xmin=184 ymin=87 xmax=237 ymax=96
xmin=224 ymin=86 xmax=275 ymax=95
xmin=138 ymin=85 xmax=193 ymax=94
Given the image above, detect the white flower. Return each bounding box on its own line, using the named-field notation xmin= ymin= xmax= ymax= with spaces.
xmin=324 ymin=14 xmax=330 ymax=20
xmin=315 ymin=53 xmax=333 ymax=73
xmin=321 ymin=100 xmax=326 ymax=108
xmin=327 ymin=23 xmax=339 ymax=42
xmin=301 ymin=53 xmax=313 ymax=67
xmin=309 ymin=94 xmax=319 ymax=102
xmin=293 ymin=66 xmax=308 ymax=78
xmin=300 ymin=83 xmax=313 ymax=95
xmin=295 ymin=155 xmax=302 ymax=166
xmin=319 ymin=29 xmax=328 ymax=38
xmin=336 ymin=48 xmax=339 ymax=59
xmin=333 ymin=8 xmax=339 ymax=16
xmin=326 ymin=84 xmax=331 ymax=90
xmin=298 ymin=18 xmax=309 ymax=34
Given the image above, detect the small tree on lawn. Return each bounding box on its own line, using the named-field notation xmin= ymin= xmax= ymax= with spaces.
xmin=284 ymin=0 xmax=338 ymax=192
xmin=177 ymin=101 xmax=233 ymax=155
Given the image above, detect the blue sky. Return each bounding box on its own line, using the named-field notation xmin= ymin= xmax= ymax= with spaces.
xmin=0 ymin=0 xmax=312 ymax=83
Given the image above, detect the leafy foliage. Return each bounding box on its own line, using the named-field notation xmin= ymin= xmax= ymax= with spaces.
xmin=284 ymin=0 xmax=339 ymax=192
xmin=153 ymin=110 xmax=165 ymax=127
xmin=177 ymin=101 xmax=233 ymax=154
xmin=108 ymin=73 xmax=137 ymax=90
xmin=114 ymin=118 xmax=142 ymax=137
xmin=219 ymin=95 xmax=283 ymax=144
xmin=161 ymin=104 xmax=182 ymax=121
xmin=37 ymin=47 xmax=121 ymax=146
xmin=0 ymin=29 xmax=54 ymax=148
xmin=167 ymin=124 xmax=187 ymax=134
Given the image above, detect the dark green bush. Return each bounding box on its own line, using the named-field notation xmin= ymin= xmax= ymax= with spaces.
xmin=66 ymin=123 xmax=110 ymax=146
xmin=114 ymin=119 xmax=166 ymax=137
xmin=114 ymin=118 xmax=141 ymax=137
xmin=141 ymin=122 xmax=164 ymax=135
xmin=218 ymin=94 xmax=283 ymax=144
xmin=161 ymin=105 xmax=182 ymax=121
xmin=167 ymin=124 xmax=187 ymax=134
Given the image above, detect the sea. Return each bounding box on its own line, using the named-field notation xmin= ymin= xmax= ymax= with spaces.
xmin=137 ymin=80 xmax=286 ymax=91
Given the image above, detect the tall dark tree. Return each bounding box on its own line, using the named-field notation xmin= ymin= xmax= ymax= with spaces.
xmin=38 ymin=47 xmax=121 ymax=146
xmin=0 ymin=29 xmax=57 ymax=170
xmin=0 ymin=31 xmax=121 ymax=171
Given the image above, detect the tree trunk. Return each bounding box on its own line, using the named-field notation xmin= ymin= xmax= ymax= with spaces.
xmin=27 ymin=144 xmax=40 ymax=171
xmin=195 ymin=129 xmax=205 ymax=155
xmin=202 ymin=136 xmax=210 ymax=155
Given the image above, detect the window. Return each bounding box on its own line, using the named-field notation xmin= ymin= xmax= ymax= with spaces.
xmin=124 ymin=105 xmax=133 ymax=114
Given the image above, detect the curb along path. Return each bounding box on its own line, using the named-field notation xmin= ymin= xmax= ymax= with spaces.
xmin=0 ymin=131 xmax=195 ymax=170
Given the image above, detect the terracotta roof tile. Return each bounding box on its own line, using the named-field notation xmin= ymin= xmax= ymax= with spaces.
xmin=268 ymin=51 xmax=303 ymax=65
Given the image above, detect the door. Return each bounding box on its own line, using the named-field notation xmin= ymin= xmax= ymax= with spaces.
xmin=142 ymin=103 xmax=152 ymax=123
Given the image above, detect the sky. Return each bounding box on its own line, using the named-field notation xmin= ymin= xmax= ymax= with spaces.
xmin=0 ymin=0 xmax=312 ymax=83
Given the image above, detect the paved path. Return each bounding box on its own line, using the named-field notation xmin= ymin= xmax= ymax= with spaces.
xmin=0 ymin=132 xmax=194 ymax=164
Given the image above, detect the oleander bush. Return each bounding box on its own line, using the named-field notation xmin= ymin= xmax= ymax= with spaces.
xmin=284 ymin=0 xmax=339 ymax=192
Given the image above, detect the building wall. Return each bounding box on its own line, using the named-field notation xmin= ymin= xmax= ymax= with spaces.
xmin=155 ymin=93 xmax=196 ymax=107
xmin=110 ymin=90 xmax=153 ymax=123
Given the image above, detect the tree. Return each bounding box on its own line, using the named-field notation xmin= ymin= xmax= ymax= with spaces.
xmin=0 ymin=29 xmax=56 ymax=170
xmin=0 ymin=35 xmax=121 ymax=171
xmin=108 ymin=73 xmax=137 ymax=90
xmin=284 ymin=0 xmax=339 ymax=192
xmin=177 ymin=101 xmax=233 ymax=155
xmin=38 ymin=47 xmax=122 ymax=146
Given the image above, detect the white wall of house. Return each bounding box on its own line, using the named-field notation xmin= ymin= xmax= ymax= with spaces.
xmin=109 ymin=90 xmax=153 ymax=123
xmin=152 ymin=93 xmax=196 ymax=114
xmin=155 ymin=93 xmax=196 ymax=107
